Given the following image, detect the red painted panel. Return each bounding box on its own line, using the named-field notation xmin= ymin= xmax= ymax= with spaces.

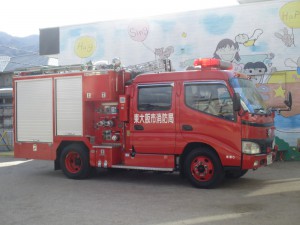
xmin=124 ymin=153 xmax=174 ymax=168
xmin=14 ymin=142 xmax=54 ymax=160
xmin=95 ymin=146 xmax=122 ymax=167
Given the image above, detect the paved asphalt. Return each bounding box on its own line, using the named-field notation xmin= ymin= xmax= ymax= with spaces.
xmin=0 ymin=157 xmax=299 ymax=225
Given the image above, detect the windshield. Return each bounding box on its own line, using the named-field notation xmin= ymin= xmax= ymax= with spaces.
xmin=230 ymin=78 xmax=268 ymax=114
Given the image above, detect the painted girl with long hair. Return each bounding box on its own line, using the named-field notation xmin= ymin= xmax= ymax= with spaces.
xmin=213 ymin=38 xmax=241 ymax=62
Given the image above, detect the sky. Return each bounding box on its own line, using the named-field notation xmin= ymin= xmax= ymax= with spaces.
xmin=0 ymin=0 xmax=239 ymax=37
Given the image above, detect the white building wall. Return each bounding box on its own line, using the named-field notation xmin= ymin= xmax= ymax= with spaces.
xmin=55 ymin=0 xmax=300 ymax=148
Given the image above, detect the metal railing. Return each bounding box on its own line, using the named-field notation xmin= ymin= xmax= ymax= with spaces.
xmin=0 ymin=130 xmax=13 ymax=151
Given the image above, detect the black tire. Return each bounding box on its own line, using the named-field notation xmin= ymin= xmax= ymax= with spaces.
xmin=184 ymin=148 xmax=224 ymax=188
xmin=60 ymin=143 xmax=91 ymax=179
xmin=225 ymin=169 xmax=248 ymax=179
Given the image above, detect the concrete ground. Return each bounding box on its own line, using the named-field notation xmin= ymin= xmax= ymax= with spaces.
xmin=0 ymin=156 xmax=299 ymax=225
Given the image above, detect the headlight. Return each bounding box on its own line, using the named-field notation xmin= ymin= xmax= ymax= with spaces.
xmin=242 ymin=141 xmax=261 ymax=154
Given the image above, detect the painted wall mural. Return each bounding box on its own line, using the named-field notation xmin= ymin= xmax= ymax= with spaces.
xmin=59 ymin=0 xmax=300 ymax=159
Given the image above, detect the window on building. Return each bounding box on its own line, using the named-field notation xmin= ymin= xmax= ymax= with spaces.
xmin=0 ymin=97 xmax=12 ymax=105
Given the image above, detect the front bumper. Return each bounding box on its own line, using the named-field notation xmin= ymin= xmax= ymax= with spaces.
xmin=242 ymin=151 xmax=277 ymax=170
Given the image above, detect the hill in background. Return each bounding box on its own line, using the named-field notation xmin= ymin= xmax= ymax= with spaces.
xmin=0 ymin=32 xmax=39 ymax=57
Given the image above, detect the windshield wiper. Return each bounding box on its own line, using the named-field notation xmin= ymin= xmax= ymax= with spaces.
xmin=254 ymin=108 xmax=272 ymax=115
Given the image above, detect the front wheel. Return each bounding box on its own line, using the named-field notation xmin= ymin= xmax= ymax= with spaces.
xmin=60 ymin=143 xmax=91 ymax=179
xmin=184 ymin=148 xmax=224 ymax=188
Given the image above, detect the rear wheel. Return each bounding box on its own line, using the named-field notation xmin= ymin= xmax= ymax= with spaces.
xmin=60 ymin=143 xmax=91 ymax=179
xmin=184 ymin=148 xmax=224 ymax=188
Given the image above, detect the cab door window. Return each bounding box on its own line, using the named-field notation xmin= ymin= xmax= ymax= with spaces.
xmin=138 ymin=85 xmax=172 ymax=111
xmin=185 ymin=83 xmax=234 ymax=121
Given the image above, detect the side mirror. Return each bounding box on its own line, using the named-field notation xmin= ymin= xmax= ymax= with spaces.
xmin=275 ymin=91 xmax=292 ymax=113
xmin=284 ymin=91 xmax=292 ymax=110
xmin=233 ymin=93 xmax=241 ymax=111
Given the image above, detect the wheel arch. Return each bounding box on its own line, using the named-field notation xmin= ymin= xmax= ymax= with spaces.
xmin=179 ymin=142 xmax=222 ymax=176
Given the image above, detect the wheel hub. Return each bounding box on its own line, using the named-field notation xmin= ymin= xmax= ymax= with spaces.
xmin=65 ymin=152 xmax=82 ymax=174
xmin=196 ymin=163 xmax=207 ymax=174
xmin=75 ymin=158 xmax=82 ymax=166
xmin=191 ymin=156 xmax=214 ymax=181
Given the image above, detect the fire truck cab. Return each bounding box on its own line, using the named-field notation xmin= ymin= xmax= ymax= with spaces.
xmin=13 ymin=58 xmax=290 ymax=188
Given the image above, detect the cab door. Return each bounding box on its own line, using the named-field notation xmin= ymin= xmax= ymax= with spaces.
xmin=179 ymin=81 xmax=242 ymax=165
xmin=130 ymin=83 xmax=176 ymax=154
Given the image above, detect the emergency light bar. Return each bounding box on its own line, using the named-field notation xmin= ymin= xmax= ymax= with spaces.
xmin=193 ymin=58 xmax=233 ymax=70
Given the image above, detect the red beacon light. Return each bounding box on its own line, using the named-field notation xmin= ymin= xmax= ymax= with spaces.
xmin=193 ymin=58 xmax=233 ymax=70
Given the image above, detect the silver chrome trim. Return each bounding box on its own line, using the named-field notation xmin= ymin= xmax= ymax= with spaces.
xmin=111 ymin=165 xmax=173 ymax=172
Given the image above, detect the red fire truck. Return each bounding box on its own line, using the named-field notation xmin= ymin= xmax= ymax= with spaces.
xmin=13 ymin=58 xmax=291 ymax=188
